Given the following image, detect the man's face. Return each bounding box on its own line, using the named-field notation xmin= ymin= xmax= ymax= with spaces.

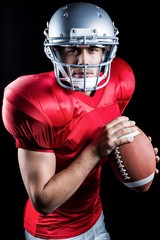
xmin=60 ymin=46 xmax=104 ymax=79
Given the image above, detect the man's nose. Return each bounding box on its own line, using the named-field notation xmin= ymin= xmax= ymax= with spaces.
xmin=77 ymin=49 xmax=89 ymax=65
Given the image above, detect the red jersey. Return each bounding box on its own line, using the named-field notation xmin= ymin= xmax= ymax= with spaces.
xmin=2 ymin=57 xmax=135 ymax=239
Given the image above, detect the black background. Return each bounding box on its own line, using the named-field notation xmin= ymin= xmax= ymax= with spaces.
xmin=1 ymin=1 xmax=160 ymax=239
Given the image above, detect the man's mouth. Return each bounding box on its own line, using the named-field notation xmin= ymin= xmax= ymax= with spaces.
xmin=73 ymin=72 xmax=94 ymax=78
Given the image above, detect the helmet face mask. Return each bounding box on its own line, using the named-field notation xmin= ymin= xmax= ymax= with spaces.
xmin=44 ymin=2 xmax=119 ymax=91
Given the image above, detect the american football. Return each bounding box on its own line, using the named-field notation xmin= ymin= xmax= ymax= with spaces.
xmin=108 ymin=127 xmax=156 ymax=192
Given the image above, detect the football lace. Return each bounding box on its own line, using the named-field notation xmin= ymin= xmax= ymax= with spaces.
xmin=113 ymin=147 xmax=131 ymax=180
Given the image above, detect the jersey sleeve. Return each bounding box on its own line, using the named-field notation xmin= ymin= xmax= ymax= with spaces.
xmin=112 ymin=57 xmax=136 ymax=114
xmin=2 ymin=85 xmax=56 ymax=152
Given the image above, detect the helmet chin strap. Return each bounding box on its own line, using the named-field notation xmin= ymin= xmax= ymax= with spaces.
xmin=55 ymin=64 xmax=110 ymax=91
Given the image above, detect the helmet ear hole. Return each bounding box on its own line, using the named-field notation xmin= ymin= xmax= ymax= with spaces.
xmin=102 ymin=47 xmax=110 ymax=62
xmin=105 ymin=45 xmax=117 ymax=61
xmin=102 ymin=45 xmax=117 ymax=62
xmin=110 ymin=45 xmax=118 ymax=59
xmin=44 ymin=46 xmax=53 ymax=59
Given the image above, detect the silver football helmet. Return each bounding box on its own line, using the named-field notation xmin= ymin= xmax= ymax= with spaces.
xmin=44 ymin=2 xmax=119 ymax=91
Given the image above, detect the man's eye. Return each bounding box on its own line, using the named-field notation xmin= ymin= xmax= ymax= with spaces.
xmin=68 ymin=49 xmax=78 ymax=54
xmin=90 ymin=49 xmax=96 ymax=52
xmin=89 ymin=48 xmax=99 ymax=52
